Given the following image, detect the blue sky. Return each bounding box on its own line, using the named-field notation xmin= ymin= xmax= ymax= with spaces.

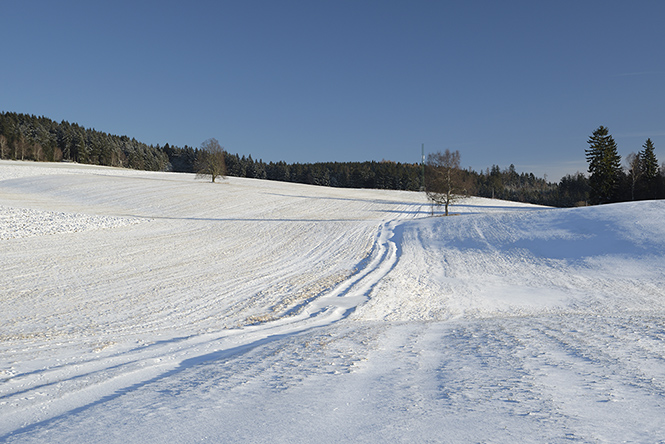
xmin=2 ymin=1 xmax=664 ymax=181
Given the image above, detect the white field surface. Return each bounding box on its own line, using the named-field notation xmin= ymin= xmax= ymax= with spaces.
xmin=1 ymin=160 xmax=665 ymax=443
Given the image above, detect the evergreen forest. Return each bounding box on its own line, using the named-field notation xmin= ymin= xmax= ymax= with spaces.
xmin=1 ymin=112 xmax=663 ymax=207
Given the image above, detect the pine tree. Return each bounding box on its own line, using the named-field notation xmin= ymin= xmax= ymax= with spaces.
xmin=585 ymin=126 xmax=622 ymax=204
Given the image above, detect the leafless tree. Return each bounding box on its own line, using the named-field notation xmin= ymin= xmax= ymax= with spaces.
xmin=16 ymin=135 xmax=27 ymax=160
xmin=0 ymin=134 xmax=7 ymax=159
xmin=625 ymin=152 xmax=641 ymax=201
xmin=424 ymin=149 xmax=468 ymax=216
xmin=196 ymin=138 xmax=226 ymax=183
xmin=33 ymin=143 xmax=44 ymax=162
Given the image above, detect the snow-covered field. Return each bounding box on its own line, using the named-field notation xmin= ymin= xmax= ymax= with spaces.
xmin=1 ymin=160 xmax=664 ymax=443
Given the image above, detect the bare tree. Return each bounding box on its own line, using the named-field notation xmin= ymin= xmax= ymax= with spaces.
xmin=196 ymin=138 xmax=226 ymax=183
xmin=33 ymin=143 xmax=44 ymax=162
xmin=424 ymin=149 xmax=467 ymax=216
xmin=17 ymin=135 xmax=27 ymax=160
xmin=0 ymin=134 xmax=7 ymax=159
xmin=625 ymin=152 xmax=641 ymax=201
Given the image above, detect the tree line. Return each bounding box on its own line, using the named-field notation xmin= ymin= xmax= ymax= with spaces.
xmin=423 ymin=126 xmax=664 ymax=210
xmin=0 ymin=112 xmax=169 ymax=171
xmin=1 ymin=112 xmax=663 ymax=207
xmin=166 ymin=142 xmax=423 ymax=190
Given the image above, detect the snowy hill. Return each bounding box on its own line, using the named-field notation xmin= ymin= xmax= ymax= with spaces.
xmin=1 ymin=160 xmax=664 ymax=443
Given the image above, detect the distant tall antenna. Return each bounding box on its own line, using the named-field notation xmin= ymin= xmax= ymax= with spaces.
xmin=421 ymin=143 xmax=425 ymax=191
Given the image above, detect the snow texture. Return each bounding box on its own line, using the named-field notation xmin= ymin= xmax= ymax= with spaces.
xmin=1 ymin=160 xmax=664 ymax=443
xmin=0 ymin=206 xmax=144 ymax=239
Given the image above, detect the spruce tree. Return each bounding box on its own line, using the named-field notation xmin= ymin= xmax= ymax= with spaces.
xmin=639 ymin=138 xmax=659 ymax=199
xmin=585 ymin=126 xmax=622 ymax=204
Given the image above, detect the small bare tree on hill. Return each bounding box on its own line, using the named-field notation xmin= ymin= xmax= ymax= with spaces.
xmin=425 ymin=149 xmax=468 ymax=216
xmin=196 ymin=138 xmax=226 ymax=183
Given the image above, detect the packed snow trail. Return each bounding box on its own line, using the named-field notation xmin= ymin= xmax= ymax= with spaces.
xmin=1 ymin=220 xmax=405 ymax=438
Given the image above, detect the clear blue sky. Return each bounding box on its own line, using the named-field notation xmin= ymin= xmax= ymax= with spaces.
xmin=2 ymin=0 xmax=664 ymax=181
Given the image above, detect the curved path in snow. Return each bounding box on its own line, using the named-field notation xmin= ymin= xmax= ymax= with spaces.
xmin=0 ymin=218 xmax=407 ymax=437
xmin=0 ymin=161 xmax=426 ymax=437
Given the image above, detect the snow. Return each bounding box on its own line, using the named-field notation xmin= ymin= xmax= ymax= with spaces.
xmin=1 ymin=160 xmax=664 ymax=443
xmin=0 ymin=205 xmax=144 ymax=239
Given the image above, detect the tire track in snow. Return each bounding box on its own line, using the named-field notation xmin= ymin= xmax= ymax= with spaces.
xmin=0 ymin=219 xmax=407 ymax=439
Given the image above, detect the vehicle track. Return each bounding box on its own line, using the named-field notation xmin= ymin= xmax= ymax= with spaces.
xmin=0 ymin=218 xmax=408 ymax=439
